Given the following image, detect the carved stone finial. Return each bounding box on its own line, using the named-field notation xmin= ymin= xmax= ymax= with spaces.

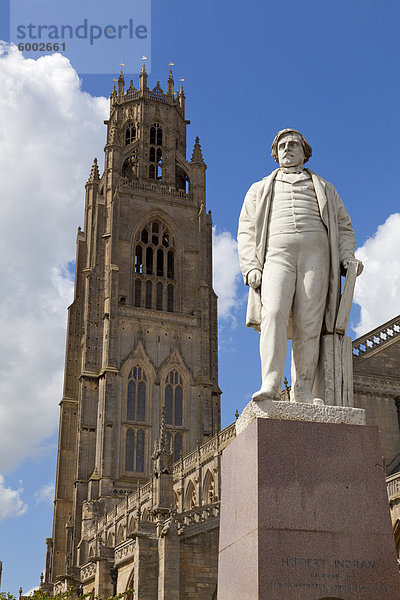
xmin=191 ymin=136 xmax=204 ymax=163
xmin=178 ymin=84 xmax=185 ymax=110
xmin=87 ymin=157 xmax=100 ymax=183
xmin=118 ymin=68 xmax=125 ymax=95
xmin=152 ymin=81 xmax=164 ymax=95
xmin=152 ymin=406 xmax=172 ymax=461
xmin=167 ymin=70 xmax=174 ymax=96
xmin=139 ymin=63 xmax=148 ymax=91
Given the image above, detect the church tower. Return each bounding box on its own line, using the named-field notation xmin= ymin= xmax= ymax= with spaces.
xmin=46 ymin=67 xmax=220 ymax=583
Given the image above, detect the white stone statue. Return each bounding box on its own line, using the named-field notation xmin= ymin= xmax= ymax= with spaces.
xmin=238 ymin=129 xmax=363 ymax=405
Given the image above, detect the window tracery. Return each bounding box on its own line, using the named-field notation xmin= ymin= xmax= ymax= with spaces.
xmin=122 ymin=150 xmax=138 ymax=180
xmin=125 ymin=427 xmax=145 ymax=473
xmin=125 ymin=122 xmax=137 ymax=145
xmin=164 ymin=369 xmax=184 ymax=461
xmin=165 ymin=370 xmax=183 ymax=426
xmin=133 ymin=221 xmax=176 ymax=312
xmin=127 ymin=366 xmax=146 ymax=422
xmin=149 ymin=123 xmax=163 ymax=180
xmin=124 ymin=366 xmax=147 ymax=474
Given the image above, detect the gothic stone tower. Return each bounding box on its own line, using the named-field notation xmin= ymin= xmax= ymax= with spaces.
xmin=46 ymin=66 xmax=220 ymax=583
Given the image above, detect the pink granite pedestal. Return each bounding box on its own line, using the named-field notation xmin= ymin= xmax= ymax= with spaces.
xmin=218 ymin=418 xmax=399 ymax=599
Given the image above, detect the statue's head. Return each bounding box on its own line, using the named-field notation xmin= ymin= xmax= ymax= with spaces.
xmin=271 ymin=128 xmax=312 ymax=167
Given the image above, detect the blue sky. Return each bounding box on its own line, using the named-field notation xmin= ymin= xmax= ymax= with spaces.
xmin=0 ymin=0 xmax=400 ymax=594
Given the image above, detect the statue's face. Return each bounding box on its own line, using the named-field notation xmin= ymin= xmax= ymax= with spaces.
xmin=277 ymin=134 xmax=305 ymax=167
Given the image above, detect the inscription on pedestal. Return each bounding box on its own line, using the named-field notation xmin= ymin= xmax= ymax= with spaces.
xmin=269 ymin=556 xmax=390 ymax=595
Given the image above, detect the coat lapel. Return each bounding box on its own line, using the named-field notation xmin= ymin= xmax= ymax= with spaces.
xmin=308 ymin=169 xmax=329 ymax=229
xmin=255 ymin=169 xmax=279 ymax=263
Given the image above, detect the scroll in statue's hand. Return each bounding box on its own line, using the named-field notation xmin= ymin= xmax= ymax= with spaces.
xmin=342 ymin=258 xmax=364 ymax=276
xmin=248 ymin=268 xmax=262 ymax=289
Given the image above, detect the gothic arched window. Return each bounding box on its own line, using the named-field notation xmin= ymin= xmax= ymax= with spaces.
xmin=133 ymin=221 xmax=176 ymax=312
xmin=127 ymin=366 xmax=146 ymax=423
xmin=185 ymin=481 xmax=196 ymax=510
xmin=163 ymin=370 xmax=184 ymax=462
xmin=149 ymin=123 xmax=163 ymax=180
xmin=125 ymin=428 xmax=146 ymax=473
xmin=122 ymin=151 xmax=138 ymax=180
xmin=124 ymin=367 xmax=147 ymax=474
xmin=125 ymin=122 xmax=137 ymax=145
xmin=203 ymin=470 xmax=215 ymax=504
xmin=165 ymin=370 xmax=183 ymax=426
xmin=150 ymin=123 xmax=162 ymax=146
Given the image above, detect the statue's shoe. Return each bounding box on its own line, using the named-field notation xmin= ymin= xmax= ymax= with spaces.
xmin=289 ymin=397 xmax=325 ymax=406
xmin=313 ymin=397 xmax=325 ymax=406
xmin=252 ymin=388 xmax=280 ymax=402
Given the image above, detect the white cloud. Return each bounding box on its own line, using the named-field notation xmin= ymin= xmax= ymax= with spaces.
xmin=212 ymin=228 xmax=243 ymax=321
xmin=25 ymin=588 xmax=39 ymax=596
xmin=0 ymin=475 xmax=27 ymax=520
xmin=353 ymin=213 xmax=400 ymax=337
xmin=0 ymin=44 xmax=108 ymax=472
xmin=34 ymin=481 xmax=55 ymax=505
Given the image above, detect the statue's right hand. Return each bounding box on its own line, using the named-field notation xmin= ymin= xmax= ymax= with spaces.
xmin=248 ymin=269 xmax=262 ymax=289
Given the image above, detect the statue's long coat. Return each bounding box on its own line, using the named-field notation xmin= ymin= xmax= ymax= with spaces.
xmin=237 ymin=168 xmax=356 ymax=335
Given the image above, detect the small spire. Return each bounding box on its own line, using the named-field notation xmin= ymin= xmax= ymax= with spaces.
xmin=178 ymin=84 xmax=185 ymax=110
xmin=191 ymin=136 xmax=204 ymax=163
xmin=110 ymin=84 xmax=117 ymax=101
xmin=139 ymin=63 xmax=148 ymax=92
xmin=152 ymin=405 xmax=173 ymax=460
xmin=282 ymin=376 xmax=291 ymax=401
xmin=167 ymin=69 xmax=174 ymax=96
xmin=118 ymin=68 xmax=125 ymax=95
xmin=87 ymin=158 xmax=100 ymax=183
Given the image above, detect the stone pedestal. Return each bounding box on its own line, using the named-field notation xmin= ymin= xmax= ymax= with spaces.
xmin=218 ymin=417 xmax=399 ymax=599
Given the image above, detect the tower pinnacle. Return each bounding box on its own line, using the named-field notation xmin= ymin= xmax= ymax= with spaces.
xmin=178 ymin=84 xmax=185 ymax=111
xmin=191 ymin=137 xmax=204 ymax=163
xmin=87 ymin=157 xmax=100 ymax=183
xmin=167 ymin=70 xmax=174 ymax=96
xmin=118 ymin=68 xmax=125 ymax=95
xmin=139 ymin=63 xmax=148 ymax=91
